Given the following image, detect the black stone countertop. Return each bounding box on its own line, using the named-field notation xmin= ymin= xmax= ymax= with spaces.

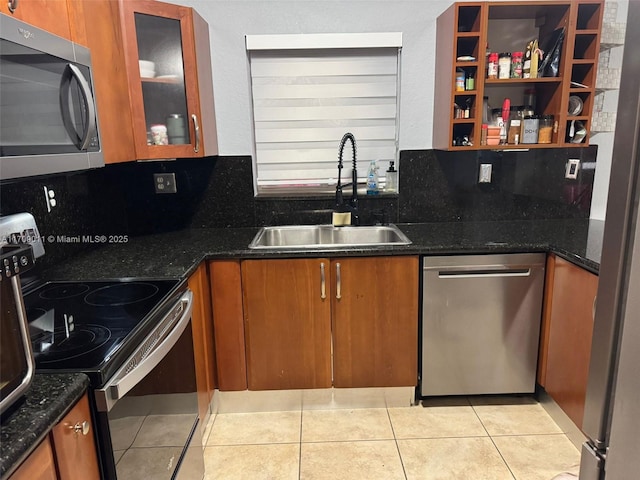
xmin=0 ymin=373 xmax=89 ymax=479
xmin=42 ymin=219 xmax=604 ymax=281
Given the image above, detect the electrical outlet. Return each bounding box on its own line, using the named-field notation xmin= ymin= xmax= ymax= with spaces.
xmin=43 ymin=186 xmax=57 ymax=213
xmin=565 ymin=159 xmax=580 ymax=179
xmin=154 ymin=173 xmax=177 ymax=194
xmin=479 ymin=164 xmax=492 ymax=183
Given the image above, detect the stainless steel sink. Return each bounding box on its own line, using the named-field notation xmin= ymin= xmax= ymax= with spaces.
xmin=248 ymin=224 xmax=412 ymax=249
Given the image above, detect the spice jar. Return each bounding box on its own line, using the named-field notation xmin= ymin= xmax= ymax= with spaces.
xmin=498 ymin=53 xmax=511 ymax=79
xmin=511 ymin=51 xmax=523 ymax=78
xmin=538 ymin=114 xmax=554 ymax=144
xmin=521 ymin=115 xmax=540 ymax=144
xmin=487 ymin=53 xmax=498 ymax=79
xmin=455 ymin=69 xmax=465 ymax=92
xmin=508 ymin=119 xmax=521 ymax=144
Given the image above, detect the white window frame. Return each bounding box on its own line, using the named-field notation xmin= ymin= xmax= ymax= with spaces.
xmin=246 ymin=32 xmax=402 ymax=196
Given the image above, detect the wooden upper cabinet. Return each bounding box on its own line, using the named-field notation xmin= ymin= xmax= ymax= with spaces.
xmin=119 ymin=0 xmax=217 ymax=160
xmin=544 ymin=255 xmax=598 ymax=429
xmin=74 ymin=0 xmax=135 ymax=164
xmin=434 ymin=1 xmax=603 ymax=150
xmin=8 ymin=438 xmax=57 ymax=480
xmin=49 ymin=394 xmax=100 ymax=480
xmin=241 ymin=259 xmax=332 ymax=390
xmin=0 ymin=0 xmax=72 ymax=41
xmin=331 ymin=256 xmax=419 ymax=388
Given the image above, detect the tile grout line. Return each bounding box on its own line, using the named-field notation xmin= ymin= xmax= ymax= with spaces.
xmin=386 ymin=406 xmax=409 ymax=480
xmin=298 ymin=408 xmax=303 ymax=480
xmin=469 ymin=398 xmax=517 ymax=480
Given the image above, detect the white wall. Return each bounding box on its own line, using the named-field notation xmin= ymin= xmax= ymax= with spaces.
xmin=173 ymin=0 xmax=454 ymax=154
xmin=174 ymin=0 xmax=624 ymax=219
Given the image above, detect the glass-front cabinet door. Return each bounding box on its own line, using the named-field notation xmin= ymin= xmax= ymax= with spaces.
xmin=120 ymin=0 xmax=207 ymax=159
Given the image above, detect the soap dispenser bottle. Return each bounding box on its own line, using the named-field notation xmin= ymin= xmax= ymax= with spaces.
xmin=366 ymin=160 xmax=379 ymax=195
xmin=385 ymin=161 xmax=398 ymax=192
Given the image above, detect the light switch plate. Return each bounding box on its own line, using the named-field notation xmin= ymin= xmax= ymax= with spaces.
xmin=566 ymin=159 xmax=580 ymax=179
xmin=479 ymin=164 xmax=492 ymax=183
xmin=154 ymin=173 xmax=177 ymax=194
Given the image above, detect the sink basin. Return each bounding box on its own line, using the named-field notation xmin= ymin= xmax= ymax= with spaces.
xmin=248 ymin=224 xmax=412 ymax=249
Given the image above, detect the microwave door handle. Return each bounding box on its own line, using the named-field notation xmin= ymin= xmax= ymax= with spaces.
xmin=95 ymin=291 xmax=193 ymax=412
xmin=60 ymin=64 xmax=97 ymax=150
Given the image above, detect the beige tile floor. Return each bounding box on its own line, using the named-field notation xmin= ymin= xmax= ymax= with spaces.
xmin=202 ymin=395 xmax=581 ymax=480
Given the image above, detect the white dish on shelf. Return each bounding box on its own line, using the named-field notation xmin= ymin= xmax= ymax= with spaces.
xmin=156 ymin=74 xmax=179 ymax=80
xmin=568 ymin=95 xmax=584 ymax=115
xmin=139 ymin=69 xmax=156 ymax=78
xmin=456 ymin=55 xmax=476 ymax=61
xmin=139 ymin=60 xmax=155 ymax=71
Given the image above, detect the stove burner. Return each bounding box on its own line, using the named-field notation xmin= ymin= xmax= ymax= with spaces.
xmin=31 ymin=324 xmax=112 ymax=363
xmin=84 ymin=283 xmax=160 ymax=307
xmin=39 ymin=283 xmax=90 ymax=300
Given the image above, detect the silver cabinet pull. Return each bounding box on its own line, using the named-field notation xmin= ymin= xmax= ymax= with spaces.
xmin=336 ymin=263 xmax=342 ymax=299
xmin=320 ymin=262 xmax=326 ymax=299
xmin=593 ymin=295 xmax=597 ymax=321
xmin=72 ymin=421 xmax=90 ymax=436
xmin=191 ymin=114 xmax=200 ymax=153
xmin=8 ymin=0 xmax=18 ymax=13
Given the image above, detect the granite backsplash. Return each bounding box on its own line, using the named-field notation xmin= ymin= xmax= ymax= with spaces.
xmin=0 ymin=147 xmax=596 ymax=270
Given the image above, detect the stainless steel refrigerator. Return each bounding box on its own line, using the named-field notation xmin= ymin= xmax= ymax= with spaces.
xmin=579 ymin=1 xmax=640 ymax=478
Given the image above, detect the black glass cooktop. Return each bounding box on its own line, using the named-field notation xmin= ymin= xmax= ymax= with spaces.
xmin=24 ymin=280 xmax=180 ymax=377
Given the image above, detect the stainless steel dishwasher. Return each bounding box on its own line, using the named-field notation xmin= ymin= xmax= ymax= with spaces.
xmin=421 ymin=253 xmax=545 ymax=396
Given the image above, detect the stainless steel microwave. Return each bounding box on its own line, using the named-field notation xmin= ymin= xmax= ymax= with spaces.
xmin=0 ymin=14 xmax=103 ymax=181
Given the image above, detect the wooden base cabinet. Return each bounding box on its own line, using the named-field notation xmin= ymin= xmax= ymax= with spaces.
xmin=9 ymin=438 xmax=57 ymax=480
xmin=188 ymin=263 xmax=216 ymax=425
xmin=10 ymin=393 xmax=100 ymax=480
xmin=332 ymin=257 xmax=419 ymax=387
xmin=209 ymin=260 xmax=248 ymax=391
xmin=543 ymin=255 xmax=598 ymax=429
xmin=240 ymin=256 xmax=419 ymax=390
xmin=242 ymin=259 xmax=333 ymax=390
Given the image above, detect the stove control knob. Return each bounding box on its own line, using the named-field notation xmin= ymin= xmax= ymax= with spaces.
xmin=20 ymin=255 xmax=29 ymax=267
xmin=72 ymin=421 xmax=90 ymax=436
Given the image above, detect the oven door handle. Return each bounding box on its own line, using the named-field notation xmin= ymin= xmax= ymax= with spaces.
xmin=94 ymin=290 xmax=193 ymax=413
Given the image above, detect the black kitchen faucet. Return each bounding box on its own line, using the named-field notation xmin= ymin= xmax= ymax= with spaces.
xmin=334 ymin=132 xmax=359 ymax=226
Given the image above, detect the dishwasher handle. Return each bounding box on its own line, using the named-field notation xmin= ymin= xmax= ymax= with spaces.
xmin=436 ymin=268 xmax=532 ymax=279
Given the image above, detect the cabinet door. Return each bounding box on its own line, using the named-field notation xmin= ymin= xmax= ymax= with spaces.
xmin=188 ymin=263 xmax=216 ymax=426
xmin=119 ymin=0 xmax=216 ymax=159
xmin=545 ymin=256 xmax=598 ymax=429
xmin=9 ymin=438 xmax=57 ymax=480
xmin=50 ymin=394 xmax=100 ymax=480
xmin=0 ymin=0 xmax=71 ymax=40
xmin=71 ymin=0 xmax=135 ymax=164
xmin=209 ymin=260 xmax=248 ymax=391
xmin=332 ymin=256 xmax=419 ymax=388
xmin=242 ymin=259 xmax=332 ymax=390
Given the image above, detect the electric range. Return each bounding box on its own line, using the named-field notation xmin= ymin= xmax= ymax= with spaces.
xmin=22 ymin=278 xmax=204 ymax=480
xmin=24 ymin=279 xmax=181 ymax=386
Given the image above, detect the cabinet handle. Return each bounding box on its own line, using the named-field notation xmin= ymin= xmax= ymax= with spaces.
xmin=593 ymin=295 xmax=597 ymax=321
xmin=191 ymin=114 xmax=200 ymax=153
xmin=320 ymin=262 xmax=326 ymax=299
xmin=71 ymin=421 xmax=90 ymax=436
xmin=336 ymin=263 xmax=342 ymax=299
xmin=8 ymin=0 xmax=18 ymax=13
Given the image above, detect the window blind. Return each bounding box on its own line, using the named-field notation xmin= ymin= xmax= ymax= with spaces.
xmin=246 ymin=35 xmax=401 ymax=194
